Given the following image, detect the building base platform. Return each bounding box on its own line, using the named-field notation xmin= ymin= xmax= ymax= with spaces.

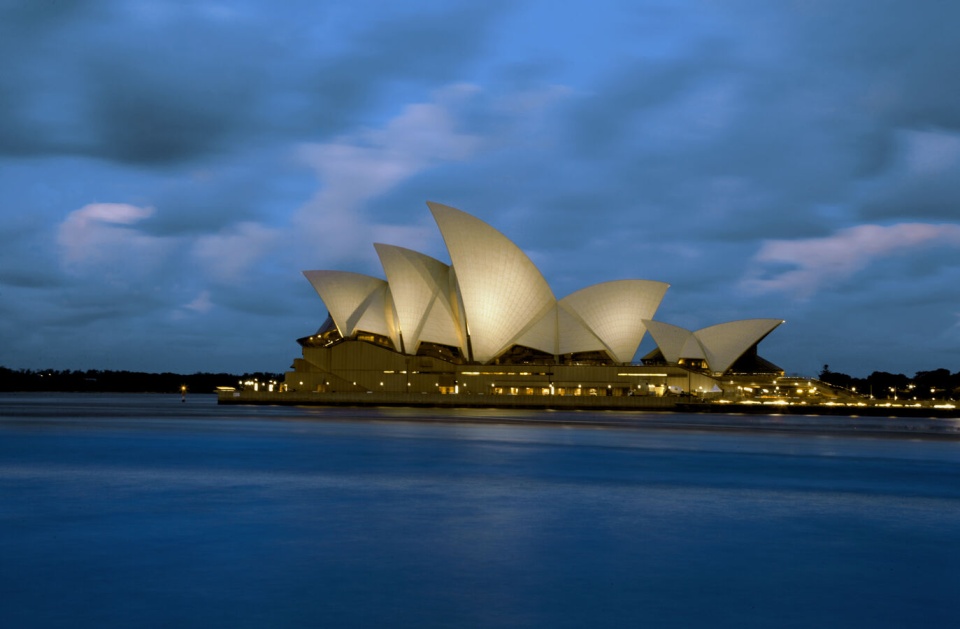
xmin=218 ymin=390 xmax=688 ymax=411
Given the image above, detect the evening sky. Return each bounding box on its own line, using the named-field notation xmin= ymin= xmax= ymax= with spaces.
xmin=1 ymin=0 xmax=958 ymax=376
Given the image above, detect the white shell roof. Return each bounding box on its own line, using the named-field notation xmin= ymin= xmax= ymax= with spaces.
xmin=561 ymin=280 xmax=669 ymax=363
xmin=644 ymin=318 xmax=784 ymax=373
xmin=428 ymin=201 xmax=556 ymax=363
xmin=642 ymin=319 xmax=697 ymax=364
xmin=511 ymin=305 xmax=560 ymax=356
xmin=301 ymin=202 xmax=780 ymax=368
xmin=302 ymin=270 xmax=398 ymax=347
xmin=557 ymin=303 xmax=606 ymax=356
xmin=680 ymin=335 xmax=707 ymax=361
xmin=693 ymin=318 xmax=784 ymax=374
xmin=374 ymin=243 xmax=464 ymax=354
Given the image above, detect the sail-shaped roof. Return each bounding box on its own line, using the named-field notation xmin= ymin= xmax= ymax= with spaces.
xmin=644 ymin=318 xmax=784 ymax=373
xmin=561 ymin=280 xmax=669 ymax=363
xmin=642 ymin=319 xmax=696 ymax=364
xmin=556 ymin=304 xmax=606 ymax=356
xmin=511 ymin=305 xmax=560 ymax=356
xmin=300 ymin=202 xmax=780 ymax=370
xmin=428 ymin=201 xmax=556 ymax=362
xmin=694 ymin=319 xmax=784 ymax=374
xmin=680 ymin=334 xmax=707 ymax=361
xmin=373 ymin=243 xmax=464 ymax=354
xmin=302 ymin=270 xmax=398 ymax=348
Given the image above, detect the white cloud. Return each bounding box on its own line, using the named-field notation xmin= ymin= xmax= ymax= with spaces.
xmin=170 ymin=290 xmax=214 ymax=321
xmin=287 ymin=83 xmax=578 ymax=268
xmin=57 ymin=203 xmax=171 ymax=281
xmin=171 ymin=290 xmax=215 ymax=320
xmin=57 ymin=201 xmax=282 ymax=299
xmin=742 ymin=223 xmax=960 ymax=298
xmin=184 ymin=290 xmax=214 ymax=313
xmin=291 ymin=84 xmax=486 ymax=261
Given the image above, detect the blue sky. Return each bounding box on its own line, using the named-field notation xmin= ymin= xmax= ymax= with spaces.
xmin=2 ymin=0 xmax=959 ymax=377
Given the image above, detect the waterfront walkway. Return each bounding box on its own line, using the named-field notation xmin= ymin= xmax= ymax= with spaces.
xmin=218 ymin=390 xmax=958 ymax=419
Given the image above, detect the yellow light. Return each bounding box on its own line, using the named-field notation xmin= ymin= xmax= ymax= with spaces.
xmin=618 ymin=372 xmax=668 ymax=377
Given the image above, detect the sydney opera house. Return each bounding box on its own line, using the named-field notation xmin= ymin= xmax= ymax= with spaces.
xmin=283 ymin=202 xmax=785 ymax=400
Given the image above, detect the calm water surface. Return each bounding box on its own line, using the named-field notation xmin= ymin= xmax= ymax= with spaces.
xmin=2 ymin=393 xmax=959 ymax=628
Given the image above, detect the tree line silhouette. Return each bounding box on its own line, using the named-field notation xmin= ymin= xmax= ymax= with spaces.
xmin=0 ymin=367 xmax=283 ymax=394
xmin=818 ymin=365 xmax=960 ymax=400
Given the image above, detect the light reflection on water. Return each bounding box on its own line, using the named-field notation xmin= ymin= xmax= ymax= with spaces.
xmin=1 ymin=393 xmax=959 ymax=628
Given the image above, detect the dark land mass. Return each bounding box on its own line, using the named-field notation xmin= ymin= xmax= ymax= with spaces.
xmin=818 ymin=365 xmax=960 ymax=401
xmin=0 ymin=367 xmax=281 ymax=394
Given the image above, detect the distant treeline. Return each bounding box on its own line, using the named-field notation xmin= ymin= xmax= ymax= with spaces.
xmin=0 ymin=367 xmax=284 ymax=394
xmin=819 ymin=365 xmax=960 ymax=399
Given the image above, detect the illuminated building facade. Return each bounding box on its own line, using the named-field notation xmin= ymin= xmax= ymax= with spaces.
xmin=285 ymin=202 xmax=784 ymax=398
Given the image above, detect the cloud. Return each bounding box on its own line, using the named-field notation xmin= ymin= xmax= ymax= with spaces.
xmin=0 ymin=2 xmax=263 ymax=162
xmin=181 ymin=290 xmax=214 ymax=315
xmin=57 ymin=203 xmax=172 ymax=281
xmin=0 ymin=1 xmax=506 ymax=165
xmin=741 ymin=223 xmax=960 ymax=298
xmin=191 ymin=222 xmax=280 ymax=283
xmin=857 ymin=129 xmax=960 ymax=221
xmin=291 ymin=85 xmax=486 ymax=263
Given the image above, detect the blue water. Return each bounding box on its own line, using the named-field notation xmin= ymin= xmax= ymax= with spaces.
xmin=2 ymin=393 xmax=959 ymax=628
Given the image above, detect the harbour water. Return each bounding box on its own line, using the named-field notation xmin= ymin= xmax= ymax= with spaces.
xmin=2 ymin=393 xmax=959 ymax=628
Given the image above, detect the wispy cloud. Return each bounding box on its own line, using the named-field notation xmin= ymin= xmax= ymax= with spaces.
xmin=57 ymin=203 xmax=172 ymax=281
xmin=174 ymin=290 xmax=214 ymax=319
xmin=742 ymin=223 xmax=960 ymax=298
xmin=291 ymin=84 xmax=486 ymax=261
